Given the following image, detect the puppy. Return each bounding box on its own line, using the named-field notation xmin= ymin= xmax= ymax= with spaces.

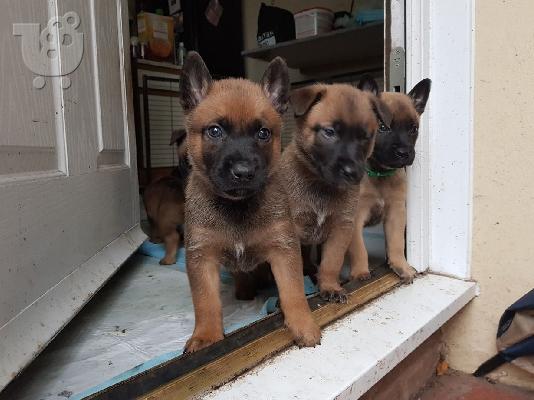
xmin=280 ymin=83 xmax=390 ymax=302
xmin=347 ymin=76 xmax=431 ymax=283
xmin=143 ymin=129 xmax=190 ymax=265
xmin=179 ymin=52 xmax=321 ymax=352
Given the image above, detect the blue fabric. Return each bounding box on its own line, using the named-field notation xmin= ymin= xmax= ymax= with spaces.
xmin=501 ymin=336 xmax=534 ymax=361
xmin=497 ymin=288 xmax=534 ymax=338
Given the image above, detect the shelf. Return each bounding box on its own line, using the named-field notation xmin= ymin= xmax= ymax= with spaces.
xmin=242 ymin=23 xmax=384 ymax=71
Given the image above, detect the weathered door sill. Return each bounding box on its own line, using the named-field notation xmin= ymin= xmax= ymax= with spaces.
xmin=203 ymin=273 xmax=476 ymax=400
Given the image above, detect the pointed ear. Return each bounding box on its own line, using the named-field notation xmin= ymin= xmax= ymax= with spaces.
xmin=261 ymin=57 xmax=290 ymax=114
xmin=370 ymin=96 xmax=392 ymax=128
xmin=290 ymin=85 xmax=325 ymax=118
xmin=169 ymin=129 xmax=187 ymax=146
xmin=179 ymin=51 xmax=213 ymax=112
xmin=408 ymin=78 xmax=431 ymax=115
xmin=357 ymin=74 xmax=380 ymax=96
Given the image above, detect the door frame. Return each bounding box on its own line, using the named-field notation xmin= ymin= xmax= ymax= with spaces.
xmin=405 ymin=0 xmax=475 ymax=280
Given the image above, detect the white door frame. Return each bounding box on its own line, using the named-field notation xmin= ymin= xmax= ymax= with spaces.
xmin=405 ymin=0 xmax=475 ymax=279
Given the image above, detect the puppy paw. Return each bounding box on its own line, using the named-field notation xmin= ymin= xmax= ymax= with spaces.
xmin=159 ymin=256 xmax=176 ymax=265
xmin=319 ymin=287 xmax=348 ymax=303
xmin=183 ymin=332 xmax=224 ymax=353
xmin=287 ymin=318 xmax=322 ymax=348
xmin=389 ymin=260 xmax=417 ymax=284
xmin=349 ymin=261 xmax=370 ymax=282
xmin=350 ymin=270 xmax=372 ymax=281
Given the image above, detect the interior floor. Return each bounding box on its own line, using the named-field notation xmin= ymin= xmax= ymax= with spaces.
xmin=1 ymin=224 xmax=386 ymax=400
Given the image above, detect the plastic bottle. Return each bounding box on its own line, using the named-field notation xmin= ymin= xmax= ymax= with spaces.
xmin=177 ymin=42 xmax=186 ymax=67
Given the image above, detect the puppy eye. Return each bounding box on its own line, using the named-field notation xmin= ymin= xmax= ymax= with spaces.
xmin=206 ymin=125 xmax=223 ymax=139
xmin=410 ymin=125 xmax=419 ymax=135
xmin=257 ymin=127 xmax=271 ymax=141
xmin=378 ymin=122 xmax=390 ymax=133
xmin=321 ymin=127 xmax=337 ymax=140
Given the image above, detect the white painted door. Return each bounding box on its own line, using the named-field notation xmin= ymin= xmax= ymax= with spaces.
xmin=0 ymin=0 xmax=145 ymax=389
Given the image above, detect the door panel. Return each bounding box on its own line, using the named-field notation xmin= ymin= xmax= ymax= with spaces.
xmin=91 ymin=0 xmax=128 ymax=166
xmin=1 ymin=2 xmax=63 ymax=176
xmin=0 ymin=0 xmax=142 ymax=389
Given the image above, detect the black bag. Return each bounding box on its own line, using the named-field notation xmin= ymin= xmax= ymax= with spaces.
xmin=256 ymin=2 xmax=295 ymax=47
xmin=474 ymin=289 xmax=534 ymax=377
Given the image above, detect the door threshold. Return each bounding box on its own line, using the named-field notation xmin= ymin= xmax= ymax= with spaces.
xmin=204 ymin=273 xmax=476 ymax=400
xmin=83 ymin=270 xmax=475 ymax=399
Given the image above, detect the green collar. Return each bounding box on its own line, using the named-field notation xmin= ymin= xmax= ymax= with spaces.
xmin=366 ymin=168 xmax=397 ymax=178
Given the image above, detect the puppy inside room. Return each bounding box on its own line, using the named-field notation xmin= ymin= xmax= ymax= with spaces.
xmin=1 ymin=1 xmax=437 ymax=399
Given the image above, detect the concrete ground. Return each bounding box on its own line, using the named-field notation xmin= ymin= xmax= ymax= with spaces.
xmin=418 ymin=371 xmax=534 ymax=400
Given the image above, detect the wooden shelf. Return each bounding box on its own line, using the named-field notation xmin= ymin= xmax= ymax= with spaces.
xmin=242 ymin=23 xmax=383 ymax=71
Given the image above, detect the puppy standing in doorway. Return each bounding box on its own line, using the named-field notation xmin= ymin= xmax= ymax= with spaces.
xmin=179 ymin=52 xmax=321 ymax=352
xmin=348 ymin=77 xmax=431 ymax=283
xmin=143 ymin=129 xmax=190 ymax=265
xmin=280 ymin=83 xmax=390 ymax=302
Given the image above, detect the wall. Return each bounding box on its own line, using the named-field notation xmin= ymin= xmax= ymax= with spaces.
xmin=443 ymin=0 xmax=534 ymax=390
xmin=241 ymin=0 xmax=383 ymax=82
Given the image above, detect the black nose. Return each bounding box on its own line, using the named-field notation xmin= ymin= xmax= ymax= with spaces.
xmin=394 ymin=148 xmax=411 ymax=159
xmin=230 ymin=161 xmax=255 ymax=181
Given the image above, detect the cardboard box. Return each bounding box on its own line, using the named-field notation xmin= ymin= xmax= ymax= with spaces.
xmin=137 ymin=12 xmax=175 ymax=62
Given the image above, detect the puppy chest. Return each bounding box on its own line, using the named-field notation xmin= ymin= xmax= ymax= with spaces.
xmin=296 ymin=211 xmax=331 ymax=245
xmin=222 ymin=242 xmax=264 ymax=273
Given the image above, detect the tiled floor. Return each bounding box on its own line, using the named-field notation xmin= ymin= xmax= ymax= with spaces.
xmin=418 ymin=372 xmax=534 ymax=400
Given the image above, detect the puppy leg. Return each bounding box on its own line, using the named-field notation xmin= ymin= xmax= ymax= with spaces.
xmin=267 ymin=248 xmax=321 ymax=347
xmin=160 ymin=229 xmax=179 ymax=265
xmin=384 ymin=200 xmax=417 ymax=283
xmin=317 ymin=225 xmax=353 ymax=303
xmin=348 ymin=215 xmax=371 ymax=281
xmin=184 ymin=252 xmax=224 ymax=353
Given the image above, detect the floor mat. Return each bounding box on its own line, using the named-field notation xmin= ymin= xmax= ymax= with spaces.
xmin=2 ymin=225 xmax=385 ymax=400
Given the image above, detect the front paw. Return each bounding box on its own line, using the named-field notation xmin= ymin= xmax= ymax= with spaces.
xmin=184 ymin=332 xmax=224 ymax=353
xmin=349 ymin=260 xmax=371 ymax=282
xmin=389 ymin=260 xmax=417 ymax=284
xmin=159 ymin=256 xmax=176 ymax=265
xmin=286 ymin=317 xmax=322 ymax=348
xmin=319 ymin=284 xmax=348 ymax=303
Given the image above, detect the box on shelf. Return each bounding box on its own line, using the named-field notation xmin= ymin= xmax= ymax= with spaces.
xmin=137 ymin=12 xmax=175 ymax=62
xmin=294 ymin=7 xmax=334 ymax=39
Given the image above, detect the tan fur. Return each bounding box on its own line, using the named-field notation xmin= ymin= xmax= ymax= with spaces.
xmin=143 ymin=135 xmax=187 ymax=265
xmin=348 ymin=91 xmax=420 ymax=283
xmin=280 ymin=84 xmax=380 ymax=301
xmin=184 ymin=79 xmax=320 ymax=353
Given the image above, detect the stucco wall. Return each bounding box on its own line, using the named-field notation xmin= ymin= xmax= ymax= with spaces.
xmin=443 ymin=0 xmax=534 ymax=390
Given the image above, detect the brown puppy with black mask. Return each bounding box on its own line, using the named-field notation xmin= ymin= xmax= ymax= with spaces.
xmin=280 ymin=83 xmax=390 ymax=302
xmin=143 ymin=129 xmax=190 ymax=265
xmin=348 ymin=76 xmax=431 ymax=283
xmin=179 ymin=52 xmax=321 ymax=352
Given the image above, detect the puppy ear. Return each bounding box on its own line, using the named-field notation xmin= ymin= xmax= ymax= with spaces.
xmin=290 ymin=86 xmax=325 ymax=118
xmin=261 ymin=57 xmax=290 ymax=114
xmin=408 ymin=78 xmax=431 ymax=115
xmin=357 ymin=74 xmax=380 ymax=96
xmin=370 ymin=96 xmax=392 ymax=129
xmin=169 ymin=129 xmax=187 ymax=146
xmin=179 ymin=51 xmax=213 ymax=112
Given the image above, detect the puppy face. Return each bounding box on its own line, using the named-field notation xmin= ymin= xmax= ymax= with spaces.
xmin=290 ymin=83 xmax=389 ymax=187
xmin=179 ymin=52 xmax=289 ymax=200
xmin=358 ymin=77 xmax=431 ymax=168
